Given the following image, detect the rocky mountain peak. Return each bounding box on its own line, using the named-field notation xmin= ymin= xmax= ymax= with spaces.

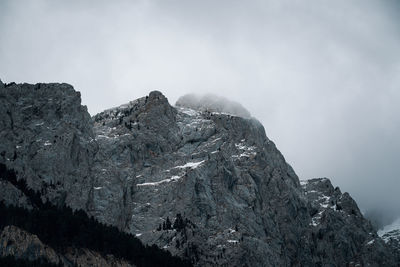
xmin=148 ymin=90 xmax=168 ymax=103
xmin=1 ymin=82 xmax=399 ymax=266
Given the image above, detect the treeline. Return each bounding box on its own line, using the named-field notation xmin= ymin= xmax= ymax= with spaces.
xmin=0 ymin=163 xmax=192 ymax=267
xmin=156 ymin=213 xmax=196 ymax=232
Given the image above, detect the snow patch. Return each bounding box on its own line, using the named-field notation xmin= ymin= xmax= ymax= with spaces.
xmin=235 ymin=143 xmax=256 ymax=151
xmin=210 ymin=137 xmax=222 ymax=143
xmin=310 ymin=210 xmax=324 ymax=226
xmin=174 ymin=160 xmax=205 ymax=169
xmin=228 ymin=228 xmax=236 ymax=234
xmin=300 ymin=180 xmax=309 ymax=186
xmin=320 ymin=203 xmax=329 ymax=209
xmin=378 ymin=217 xmax=400 ymax=243
xmin=378 ymin=217 xmax=400 ymax=236
xmin=232 ymin=142 xmax=257 ymax=158
xmin=178 ymin=107 xmax=199 ymax=117
xmin=136 ymin=175 xmax=182 ymax=187
xmin=96 ymin=134 xmax=110 ymax=139
xmin=44 ymin=141 xmax=52 ymax=146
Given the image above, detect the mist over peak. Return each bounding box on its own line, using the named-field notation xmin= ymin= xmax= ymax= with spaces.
xmin=176 ymin=93 xmax=251 ymax=118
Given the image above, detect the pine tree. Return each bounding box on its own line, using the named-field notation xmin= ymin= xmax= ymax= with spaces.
xmin=173 ymin=213 xmax=185 ymax=230
xmin=166 ymin=217 xmax=172 ymax=230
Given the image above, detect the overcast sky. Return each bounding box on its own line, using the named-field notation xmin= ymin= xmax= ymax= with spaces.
xmin=1 ymin=0 xmax=399 ymax=226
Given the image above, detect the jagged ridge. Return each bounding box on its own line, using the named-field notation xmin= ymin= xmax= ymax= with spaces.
xmin=0 ymin=81 xmax=399 ymax=266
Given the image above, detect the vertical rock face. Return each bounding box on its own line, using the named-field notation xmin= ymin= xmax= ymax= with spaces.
xmin=0 ymin=83 xmax=97 ymax=211
xmin=0 ymin=82 xmax=399 ymax=266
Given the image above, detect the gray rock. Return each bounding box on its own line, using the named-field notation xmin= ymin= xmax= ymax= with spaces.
xmin=0 ymin=225 xmax=62 ymax=265
xmin=0 ymin=82 xmax=398 ymax=266
xmin=378 ymin=219 xmax=400 ymax=261
xmin=301 ymin=178 xmax=399 ymax=266
xmin=0 ymin=180 xmax=32 ymax=209
xmin=0 ymin=225 xmax=134 ymax=267
xmin=0 ymin=82 xmax=96 ymax=211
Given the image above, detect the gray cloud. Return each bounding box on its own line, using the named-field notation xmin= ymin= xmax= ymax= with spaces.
xmin=176 ymin=93 xmax=251 ymax=118
xmin=1 ymin=0 xmax=399 ymax=227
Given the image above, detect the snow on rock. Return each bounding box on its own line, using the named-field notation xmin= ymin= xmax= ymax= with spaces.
xmin=177 ymin=107 xmax=200 ymax=117
xmin=378 ymin=217 xmax=400 ymax=244
xmin=366 ymin=239 xmax=375 ymax=245
xmin=379 ymin=217 xmax=400 ymax=236
xmin=44 ymin=140 xmax=52 ymax=146
xmin=174 ymin=160 xmax=205 ymax=169
xmin=300 ymin=180 xmax=309 ymax=186
xmin=136 ymin=175 xmax=182 ymax=187
xmin=175 ymin=93 xmax=251 ymax=118
xmin=232 ymin=141 xmax=257 ymax=158
xmin=310 ymin=210 xmax=324 ymax=227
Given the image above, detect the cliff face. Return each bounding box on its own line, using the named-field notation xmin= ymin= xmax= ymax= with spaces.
xmin=0 ymin=82 xmax=96 ymax=212
xmin=0 ymin=81 xmax=399 ymax=266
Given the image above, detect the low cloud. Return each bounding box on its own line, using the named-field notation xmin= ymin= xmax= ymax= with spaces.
xmin=176 ymin=93 xmax=251 ymax=118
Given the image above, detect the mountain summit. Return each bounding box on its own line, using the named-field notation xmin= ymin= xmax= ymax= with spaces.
xmin=0 ymin=82 xmax=399 ymax=266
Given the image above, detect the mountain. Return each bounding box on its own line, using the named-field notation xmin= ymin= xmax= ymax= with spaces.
xmin=0 ymin=80 xmax=399 ymax=266
xmin=379 ymin=218 xmax=400 ymax=254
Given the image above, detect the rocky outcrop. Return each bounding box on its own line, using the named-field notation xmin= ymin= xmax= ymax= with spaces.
xmin=0 ymin=180 xmax=32 ymax=209
xmin=0 ymin=225 xmax=134 ymax=267
xmin=63 ymin=247 xmax=133 ymax=267
xmin=302 ymin=178 xmax=399 ymax=266
xmin=90 ymin=90 xmax=304 ymax=266
xmin=378 ymin=218 xmax=400 ymax=261
xmin=381 ymin=229 xmax=400 ymax=250
xmin=0 ymin=81 xmax=399 ymax=266
xmin=0 ymin=225 xmax=62 ymax=265
xmin=0 ymin=82 xmax=96 ymax=211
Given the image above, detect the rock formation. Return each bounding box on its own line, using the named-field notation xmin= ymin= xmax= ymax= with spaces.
xmin=0 ymin=81 xmax=399 ymax=266
xmin=0 ymin=225 xmax=133 ymax=267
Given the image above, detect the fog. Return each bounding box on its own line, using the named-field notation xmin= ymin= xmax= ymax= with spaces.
xmin=176 ymin=94 xmax=251 ymax=118
xmin=1 ymin=0 xmax=399 ymax=228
